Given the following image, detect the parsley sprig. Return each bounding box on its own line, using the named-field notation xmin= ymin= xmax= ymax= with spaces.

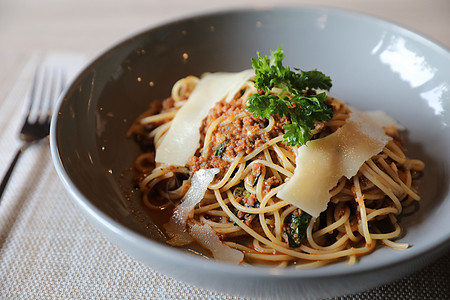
xmin=246 ymin=46 xmax=333 ymax=146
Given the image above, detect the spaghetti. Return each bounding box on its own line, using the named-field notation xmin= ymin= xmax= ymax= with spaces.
xmin=128 ymin=71 xmax=424 ymax=267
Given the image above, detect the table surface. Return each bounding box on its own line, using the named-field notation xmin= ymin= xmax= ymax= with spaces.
xmin=1 ymin=0 xmax=449 ymax=299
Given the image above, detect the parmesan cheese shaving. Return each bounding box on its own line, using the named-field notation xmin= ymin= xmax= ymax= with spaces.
xmin=164 ymin=168 xmax=219 ymax=246
xmin=349 ymin=106 xmax=405 ymax=130
xmin=277 ymin=112 xmax=392 ymax=217
xmin=155 ymin=70 xmax=254 ymax=166
xmin=190 ymin=223 xmax=244 ymax=264
xmin=365 ymin=110 xmax=405 ymax=131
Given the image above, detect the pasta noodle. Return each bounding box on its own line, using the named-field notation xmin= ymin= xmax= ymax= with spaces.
xmin=128 ymin=73 xmax=424 ymax=267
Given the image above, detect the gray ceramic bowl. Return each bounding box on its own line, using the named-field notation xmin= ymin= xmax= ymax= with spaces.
xmin=50 ymin=6 xmax=450 ymax=299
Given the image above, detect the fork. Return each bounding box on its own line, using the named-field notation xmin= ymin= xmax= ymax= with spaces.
xmin=0 ymin=64 xmax=65 ymax=200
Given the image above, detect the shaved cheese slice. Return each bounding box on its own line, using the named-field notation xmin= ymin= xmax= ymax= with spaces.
xmin=190 ymin=223 xmax=244 ymax=264
xmin=277 ymin=112 xmax=392 ymax=217
xmin=164 ymin=168 xmax=219 ymax=246
xmin=155 ymin=70 xmax=255 ymax=166
xmin=365 ymin=110 xmax=405 ymax=131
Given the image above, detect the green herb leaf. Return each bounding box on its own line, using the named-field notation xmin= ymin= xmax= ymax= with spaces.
xmin=246 ymin=94 xmax=291 ymax=119
xmin=214 ymin=143 xmax=226 ymax=157
xmin=285 ymin=212 xmax=312 ymax=248
xmin=246 ymin=45 xmax=333 ymax=146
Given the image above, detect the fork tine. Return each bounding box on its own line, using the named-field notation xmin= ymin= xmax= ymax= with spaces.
xmin=24 ymin=66 xmax=42 ymax=123
xmin=39 ymin=66 xmax=56 ymax=124
xmin=26 ymin=66 xmax=48 ymax=124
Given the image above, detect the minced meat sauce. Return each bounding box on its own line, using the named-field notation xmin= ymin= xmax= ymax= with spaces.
xmin=188 ymin=97 xmax=290 ymax=179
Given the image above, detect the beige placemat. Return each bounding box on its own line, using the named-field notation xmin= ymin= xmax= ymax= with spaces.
xmin=0 ymin=54 xmax=448 ymax=300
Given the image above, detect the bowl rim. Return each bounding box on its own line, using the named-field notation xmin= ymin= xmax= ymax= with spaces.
xmin=50 ymin=4 xmax=450 ymax=280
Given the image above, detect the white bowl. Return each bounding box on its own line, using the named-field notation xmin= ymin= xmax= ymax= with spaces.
xmin=50 ymin=6 xmax=450 ymax=299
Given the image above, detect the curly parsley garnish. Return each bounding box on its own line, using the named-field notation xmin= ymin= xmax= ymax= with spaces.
xmin=246 ymin=45 xmax=333 ymax=146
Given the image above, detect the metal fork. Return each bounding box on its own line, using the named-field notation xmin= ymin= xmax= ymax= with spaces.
xmin=0 ymin=65 xmax=65 ymax=200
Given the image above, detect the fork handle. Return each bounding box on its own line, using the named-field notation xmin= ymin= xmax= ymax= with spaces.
xmin=0 ymin=145 xmax=28 ymax=201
